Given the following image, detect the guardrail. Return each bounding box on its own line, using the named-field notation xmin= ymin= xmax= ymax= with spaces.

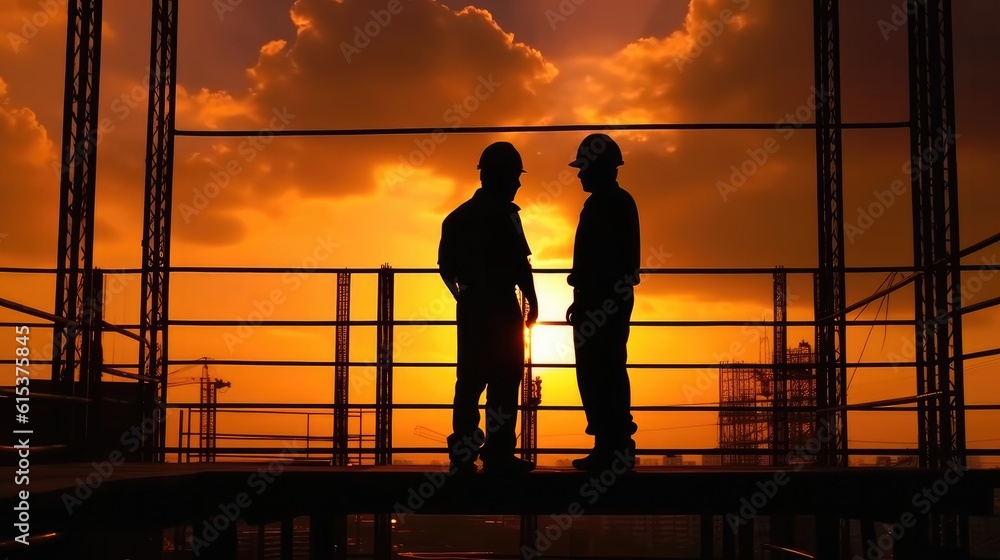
xmin=2 ymin=231 xmax=998 ymax=464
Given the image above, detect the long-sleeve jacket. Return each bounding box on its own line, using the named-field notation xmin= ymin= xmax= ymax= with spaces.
xmin=568 ymin=183 xmax=641 ymax=299
xmin=438 ymin=188 xmax=531 ymax=296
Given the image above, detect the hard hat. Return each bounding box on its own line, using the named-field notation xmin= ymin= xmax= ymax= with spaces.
xmin=477 ymin=142 xmax=526 ymax=174
xmin=569 ymin=133 xmax=624 ymax=169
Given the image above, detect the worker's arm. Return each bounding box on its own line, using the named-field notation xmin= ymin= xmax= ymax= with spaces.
xmin=511 ymin=212 xmax=538 ymax=327
xmin=517 ymin=260 xmax=538 ymax=327
xmin=440 ymin=272 xmax=461 ymax=301
xmin=438 ymin=217 xmax=462 ymax=301
xmin=625 ymin=194 xmax=641 ymax=286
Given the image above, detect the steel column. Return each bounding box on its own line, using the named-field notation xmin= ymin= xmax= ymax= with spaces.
xmin=53 ymin=0 xmax=103 ymax=451
xmin=813 ymin=0 xmax=848 ymax=470
xmin=908 ymin=0 xmax=966 ymax=553
xmin=139 ymin=0 xmax=179 ymax=462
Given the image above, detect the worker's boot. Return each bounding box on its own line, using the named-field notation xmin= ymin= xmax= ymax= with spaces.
xmin=447 ymin=430 xmax=483 ymax=475
xmin=480 ymin=417 xmax=532 ymax=474
xmin=572 ymin=436 xmax=636 ymax=472
xmin=612 ymin=437 xmax=637 ymax=471
xmin=571 ymin=435 xmax=612 ymax=471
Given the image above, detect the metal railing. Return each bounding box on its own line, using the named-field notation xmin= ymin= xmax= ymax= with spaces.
xmin=2 ymin=235 xmax=999 ymax=464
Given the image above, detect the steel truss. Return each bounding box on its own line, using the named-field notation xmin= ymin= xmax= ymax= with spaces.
xmin=812 ymin=0 xmax=848 ymax=471
xmin=908 ymin=0 xmax=966 ymax=553
xmin=137 ymin=0 xmax=178 ymax=462
xmin=52 ymin=0 xmax=104 ymax=450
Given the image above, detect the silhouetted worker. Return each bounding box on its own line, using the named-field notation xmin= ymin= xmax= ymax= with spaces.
xmin=438 ymin=141 xmax=539 ymax=475
xmin=565 ymin=133 xmax=640 ymax=471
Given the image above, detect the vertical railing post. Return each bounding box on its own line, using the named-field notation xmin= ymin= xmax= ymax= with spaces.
xmin=375 ymin=264 xmax=394 ymax=465
xmin=374 ymin=265 xmax=394 ymax=559
xmin=334 ymin=271 xmax=351 ymax=466
xmin=83 ymin=267 xmax=104 ymax=459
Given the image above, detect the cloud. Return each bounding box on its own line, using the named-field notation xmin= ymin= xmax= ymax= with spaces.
xmin=0 ymin=75 xmax=59 ymax=266
xmin=573 ymin=0 xmax=812 ymax=125
xmin=248 ymin=0 xmax=558 ymax=127
xmin=163 ymin=0 xmax=564 ymax=248
xmin=4 ymin=0 xmax=997 ymax=279
xmin=1 ymin=0 xmax=68 ymax=57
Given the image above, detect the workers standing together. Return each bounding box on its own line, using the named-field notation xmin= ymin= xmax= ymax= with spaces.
xmin=439 ymin=135 xmax=639 ymax=474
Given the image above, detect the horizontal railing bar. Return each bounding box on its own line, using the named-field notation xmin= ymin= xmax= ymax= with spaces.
xmin=174 ymin=121 xmax=912 ymax=138
xmin=94 ymin=266 xmax=969 ymax=275
xmin=3 ymin=265 xmax=995 ymax=275
xmin=176 ymin=409 xmax=370 ymax=416
xmin=830 ymin=231 xmax=1000 ymax=321
xmin=816 ymin=392 xmax=943 ymax=414
xmin=158 ymin=446 xmax=947 ymax=456
xmin=165 ymin=403 xmax=778 ymax=411
xmin=0 ymin=322 xmax=57 ymax=328
xmin=960 ymin=295 xmax=1000 ymax=316
xmin=100 ymin=320 xmax=147 ymax=345
xmin=829 ymin=273 xmax=921 ymax=323
xmin=163 ymin=447 xmax=1000 ymax=457
xmin=0 ymin=389 xmax=90 ymax=403
xmin=0 ymin=317 xmax=957 ymax=330
xmin=94 ymin=355 xmax=994 ymax=371
xmin=0 ymin=301 xmax=140 ymax=344
xmin=214 ymin=434 xmax=338 ymax=441
xmin=966 ymin=404 xmax=1000 ymax=410
xmin=156 ymin=359 xmax=920 ymax=369
xmin=103 ymin=366 xmax=159 ymax=383
xmin=956 ymin=347 xmax=1000 ymax=362
xmin=0 ymin=315 xmax=975 ymax=330
xmin=0 ymin=297 xmax=77 ymax=327
xmin=164 ymin=402 xmax=953 ymax=413
xmin=0 ymin=389 xmax=137 ymax=406
xmin=957 ymin=230 xmax=1000 ymax=258
xmin=0 ymin=359 xmax=56 ymax=365
xmin=165 ymin=319 xmax=916 ymax=328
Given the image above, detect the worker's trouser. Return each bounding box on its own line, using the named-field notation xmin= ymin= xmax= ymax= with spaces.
xmin=448 ymin=293 xmax=524 ymax=466
xmin=572 ymin=289 xmax=637 ymax=449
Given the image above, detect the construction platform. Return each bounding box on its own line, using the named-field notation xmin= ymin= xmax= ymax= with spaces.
xmin=3 ymin=463 xmax=997 ymax=531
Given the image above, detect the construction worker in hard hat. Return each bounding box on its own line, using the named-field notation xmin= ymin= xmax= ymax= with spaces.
xmin=565 ymin=133 xmax=641 ymax=471
xmin=438 ymin=141 xmax=539 ymax=475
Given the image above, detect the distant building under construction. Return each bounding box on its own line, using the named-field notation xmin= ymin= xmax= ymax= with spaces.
xmin=719 ymin=269 xmax=818 ymax=466
xmin=719 ymin=342 xmax=818 ymax=466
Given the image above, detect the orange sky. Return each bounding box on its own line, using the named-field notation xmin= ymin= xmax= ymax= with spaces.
xmin=1 ymin=0 xmax=998 ymax=464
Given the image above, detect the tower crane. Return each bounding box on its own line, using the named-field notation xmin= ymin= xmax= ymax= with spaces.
xmin=167 ymin=357 xmax=231 ymax=461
